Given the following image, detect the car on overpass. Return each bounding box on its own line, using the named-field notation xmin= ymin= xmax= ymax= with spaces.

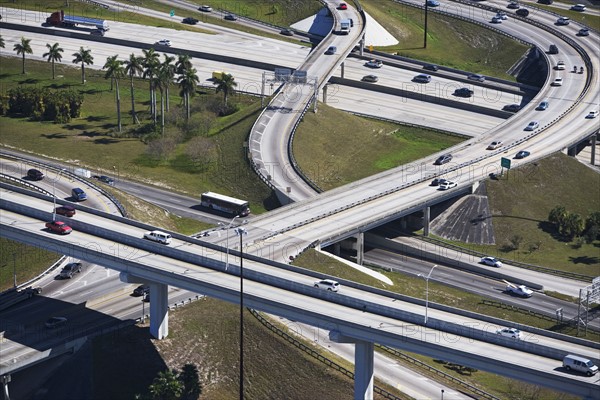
xmin=314 ymin=279 xmax=340 ymax=292
xmin=587 ymin=110 xmax=598 ymax=119
xmin=434 ymin=154 xmax=453 ymax=165
xmin=536 ymin=100 xmax=550 ymax=111
xmin=59 ymin=262 xmax=82 ymax=279
xmin=155 ymin=39 xmax=172 ymax=47
xmin=27 ymin=168 xmax=44 ymax=181
xmin=516 ymin=8 xmax=529 ymax=17
xmin=280 ymin=28 xmax=294 ymax=36
xmin=506 ymin=283 xmax=533 ymax=297
xmin=55 ymin=205 xmax=76 ymax=217
xmin=578 ymin=28 xmax=589 ymax=36
xmin=555 ymin=60 xmax=565 ymax=70
xmin=551 ymin=77 xmax=563 ymax=86
xmin=487 ymin=141 xmax=502 ymax=150
xmin=45 ymin=221 xmax=72 ymax=235
xmin=515 ymin=150 xmax=531 ymax=159
xmin=467 ymin=73 xmax=485 ymax=82
xmin=337 ymin=2 xmax=348 ymax=10
xmin=524 ymin=121 xmax=539 ymax=131
xmin=430 ymin=178 xmax=448 ymax=186
xmin=507 ymin=2 xmax=520 ymax=9
xmin=481 ymin=256 xmax=502 ymax=267
xmin=182 ymin=17 xmax=199 ymax=25
xmin=365 ymin=59 xmax=383 ymax=68
xmin=423 ymin=64 xmax=439 ymax=71
xmin=362 ymin=75 xmax=379 ymax=83
xmin=556 ymin=17 xmax=570 ymax=26
xmin=496 ymin=327 xmax=521 ymax=339
xmin=438 ymin=181 xmax=457 ymax=190
xmin=144 ymin=230 xmax=172 ymax=244
xmin=503 ymin=104 xmax=521 ymax=112
xmin=426 ymin=0 xmax=440 ymax=6
xmin=412 ymin=74 xmax=431 ymax=83
xmin=324 ymin=46 xmax=337 ymax=55
xmin=224 ymin=14 xmax=237 ymax=21
xmin=198 ymin=5 xmax=212 ymax=12
xmin=454 ymin=87 xmax=474 ymax=97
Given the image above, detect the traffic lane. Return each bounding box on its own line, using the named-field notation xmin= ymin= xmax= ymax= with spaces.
xmin=363 ymin=248 xmax=585 ymax=324
xmin=330 ymin=86 xmax=505 ymax=136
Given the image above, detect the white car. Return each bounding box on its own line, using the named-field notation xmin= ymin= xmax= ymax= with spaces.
xmin=365 ymin=59 xmax=383 ymax=68
xmin=524 ymin=121 xmax=539 ymax=131
xmin=495 ymin=12 xmax=508 ymax=20
xmin=198 ymin=5 xmax=212 ymax=12
xmin=551 ymin=77 xmax=563 ymax=86
xmin=586 ymin=110 xmax=598 ymax=119
xmin=555 ymin=61 xmax=565 ymax=70
xmin=314 ymin=279 xmax=340 ymax=292
xmin=556 ymin=17 xmax=570 ymax=25
xmin=155 ymin=39 xmax=172 ymax=47
xmin=496 ymin=327 xmax=521 ymax=339
xmin=144 ymin=230 xmax=172 ymax=244
xmin=506 ymin=284 xmax=533 ymax=298
xmin=481 ymin=256 xmax=502 ymax=267
xmin=487 ymin=141 xmax=502 ymax=150
xmin=438 ymin=181 xmax=457 ymax=190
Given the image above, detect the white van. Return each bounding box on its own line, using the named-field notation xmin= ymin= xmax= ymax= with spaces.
xmin=563 ymin=354 xmax=598 ymax=376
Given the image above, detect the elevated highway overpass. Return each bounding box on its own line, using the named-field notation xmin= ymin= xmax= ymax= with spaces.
xmin=1 ymin=187 xmax=599 ymax=399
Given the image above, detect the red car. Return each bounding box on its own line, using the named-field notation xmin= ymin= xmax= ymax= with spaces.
xmin=338 ymin=3 xmax=348 ymax=10
xmin=45 ymin=221 xmax=72 ymax=235
xmin=55 ymin=206 xmax=76 ymax=217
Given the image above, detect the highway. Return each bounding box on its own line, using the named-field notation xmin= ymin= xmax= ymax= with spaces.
xmin=1 ymin=0 xmax=599 ymax=397
xmin=0 ymin=192 xmax=597 ymax=396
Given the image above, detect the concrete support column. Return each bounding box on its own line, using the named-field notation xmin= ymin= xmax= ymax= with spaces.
xmin=423 ymin=206 xmax=431 ymax=236
xmin=354 ymin=340 xmax=374 ymax=400
xmin=360 ymin=35 xmax=364 ymax=56
xmin=591 ymin=135 xmax=597 ymax=166
xmin=333 ymin=242 xmax=341 ymax=256
xmin=323 ymin=84 xmax=328 ymax=104
xmin=400 ymin=217 xmax=407 ymax=231
xmin=1 ymin=374 xmax=11 ymax=400
xmin=341 ymin=62 xmax=345 ymax=79
xmin=567 ymin=145 xmax=577 ymax=157
xmin=356 ymin=231 xmax=364 ymax=265
xmin=149 ymin=282 xmax=169 ymax=339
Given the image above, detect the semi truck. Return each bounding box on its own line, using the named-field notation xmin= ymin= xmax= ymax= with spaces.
xmin=339 ymin=19 xmax=351 ymax=35
xmin=46 ymin=10 xmax=109 ymax=31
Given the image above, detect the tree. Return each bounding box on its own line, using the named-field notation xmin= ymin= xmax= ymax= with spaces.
xmin=161 ymin=54 xmax=176 ymax=111
xmin=142 ymin=48 xmax=160 ymax=124
xmin=148 ymin=370 xmax=183 ymax=400
xmin=175 ymin=54 xmax=192 ymax=76
xmin=584 ymin=211 xmax=600 ymax=242
xmin=177 ymin=67 xmax=199 ymax=120
xmin=179 ymin=363 xmax=202 ymax=400
xmin=13 ymin=37 xmax=33 ymax=74
xmin=156 ymin=59 xmax=174 ymax=135
xmin=124 ymin=53 xmax=144 ymax=124
xmin=548 ymin=205 xmax=567 ymax=231
xmin=72 ymin=47 xmax=94 ymax=84
xmin=562 ymin=212 xmax=584 ymax=240
xmin=43 ymin=42 xmax=64 ymax=80
xmin=213 ymin=73 xmax=237 ymax=106
xmin=0 ymin=35 xmax=5 ymax=49
xmin=103 ymin=55 xmax=124 ymax=132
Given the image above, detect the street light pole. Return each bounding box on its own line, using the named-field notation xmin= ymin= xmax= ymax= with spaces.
xmin=220 ymin=215 xmax=239 ymax=270
xmin=418 ymin=265 xmax=437 ymax=324
xmin=52 ymin=168 xmax=67 ymax=221
xmin=235 ymin=227 xmax=248 ymax=400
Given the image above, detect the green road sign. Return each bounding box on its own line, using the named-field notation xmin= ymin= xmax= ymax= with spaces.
xmin=170 ymin=9 xmax=175 ymax=17
xmin=501 ymin=157 xmax=511 ymax=169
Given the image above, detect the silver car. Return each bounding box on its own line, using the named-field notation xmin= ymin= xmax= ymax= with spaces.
xmin=496 ymin=327 xmax=521 ymax=339
xmin=314 ymin=279 xmax=340 ymax=292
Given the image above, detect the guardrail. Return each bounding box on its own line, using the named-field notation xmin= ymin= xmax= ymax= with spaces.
xmin=377 ymin=344 xmax=501 ymax=400
xmin=249 ymin=309 xmax=404 ymax=400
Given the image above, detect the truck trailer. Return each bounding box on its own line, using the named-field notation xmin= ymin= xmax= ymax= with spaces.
xmin=46 ymin=10 xmax=109 ymax=31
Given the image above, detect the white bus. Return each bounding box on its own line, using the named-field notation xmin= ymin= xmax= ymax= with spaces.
xmin=200 ymin=192 xmax=250 ymax=217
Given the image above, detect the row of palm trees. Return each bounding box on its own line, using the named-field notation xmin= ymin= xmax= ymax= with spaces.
xmin=2 ymin=35 xmax=237 ymax=133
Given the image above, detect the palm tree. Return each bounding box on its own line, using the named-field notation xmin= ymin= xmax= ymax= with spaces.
xmin=175 ymin=54 xmax=192 ymax=76
xmin=161 ymin=54 xmax=175 ymax=112
xmin=124 ymin=53 xmax=143 ymax=124
xmin=13 ymin=37 xmax=33 ymax=74
xmin=142 ymin=48 xmax=160 ymax=124
xmin=156 ymin=61 xmax=173 ymax=134
xmin=43 ymin=42 xmax=64 ymax=79
xmin=103 ymin=55 xmax=125 ymax=133
xmin=0 ymin=35 xmax=5 ymax=49
xmin=213 ymin=73 xmax=237 ymax=106
xmin=72 ymin=47 xmax=94 ymax=84
xmin=177 ymin=67 xmax=199 ymax=120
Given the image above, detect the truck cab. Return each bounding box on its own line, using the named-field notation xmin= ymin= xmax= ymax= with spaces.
xmin=339 ymin=19 xmax=351 ymax=35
